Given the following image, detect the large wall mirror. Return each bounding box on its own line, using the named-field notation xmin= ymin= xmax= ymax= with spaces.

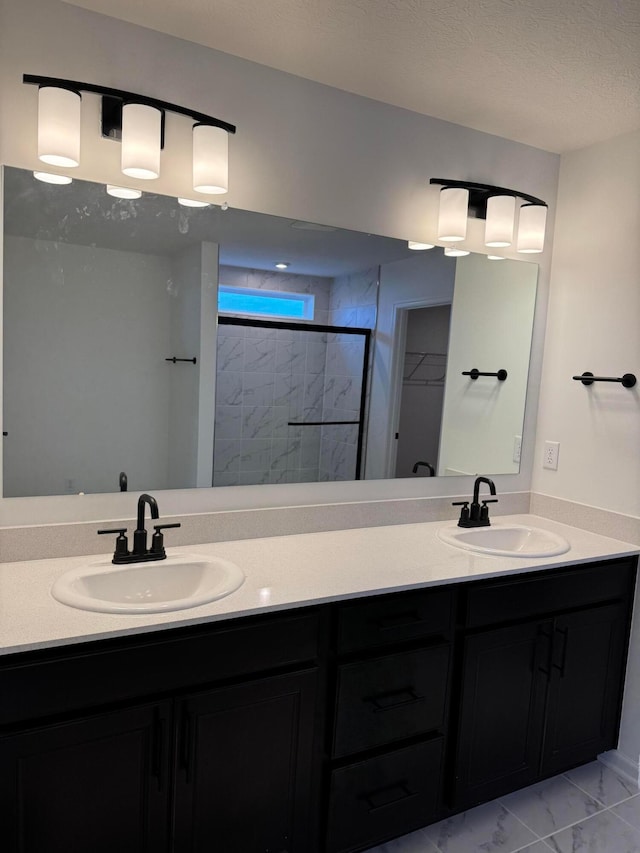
xmin=2 ymin=167 xmax=538 ymax=498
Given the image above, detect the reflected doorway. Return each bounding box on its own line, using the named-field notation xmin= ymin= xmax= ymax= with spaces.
xmin=395 ymin=305 xmax=451 ymax=478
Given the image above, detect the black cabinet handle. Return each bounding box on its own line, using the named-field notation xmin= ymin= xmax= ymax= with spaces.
xmin=180 ymin=705 xmax=193 ymax=783
xmin=374 ymin=610 xmax=424 ymax=631
xmin=537 ymin=625 xmax=554 ymax=679
xmin=553 ymin=627 xmax=569 ymax=678
xmin=364 ymin=687 xmax=424 ymax=713
xmin=152 ymin=708 xmax=165 ymax=792
xmin=362 ymin=780 xmax=417 ymax=812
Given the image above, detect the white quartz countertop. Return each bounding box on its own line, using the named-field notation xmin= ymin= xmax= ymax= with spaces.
xmin=0 ymin=514 xmax=638 ymax=656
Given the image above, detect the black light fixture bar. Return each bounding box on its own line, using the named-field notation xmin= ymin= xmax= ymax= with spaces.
xmin=430 ymin=178 xmax=546 ymax=218
xmin=23 ymin=75 xmax=237 ymax=135
xmin=573 ymin=372 xmax=637 ymax=388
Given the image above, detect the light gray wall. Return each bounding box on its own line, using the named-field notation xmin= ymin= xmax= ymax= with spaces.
xmin=438 ymin=253 xmax=537 ymax=477
xmin=0 ymin=0 xmax=560 ymax=523
xmin=3 ymin=235 xmax=172 ymax=496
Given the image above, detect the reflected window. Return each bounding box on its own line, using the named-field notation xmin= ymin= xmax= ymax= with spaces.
xmin=218 ymin=286 xmax=314 ymax=320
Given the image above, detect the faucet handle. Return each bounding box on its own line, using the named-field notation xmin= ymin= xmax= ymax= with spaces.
xmin=151 ymin=523 xmax=181 ymax=557
xmin=452 ymin=501 xmax=470 ymax=527
xmin=97 ymin=527 xmax=129 ymax=561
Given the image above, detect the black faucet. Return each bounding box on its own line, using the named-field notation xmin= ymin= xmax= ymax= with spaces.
xmin=98 ymin=493 xmax=181 ymax=564
xmin=452 ymin=476 xmax=498 ymax=528
xmin=412 ymin=461 xmax=435 ymax=476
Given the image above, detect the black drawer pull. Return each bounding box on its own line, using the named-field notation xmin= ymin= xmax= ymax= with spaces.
xmin=362 ymin=780 xmax=417 ymax=812
xmin=365 ymin=687 xmax=424 ymax=713
xmin=553 ymin=626 xmax=569 ymax=678
xmin=374 ymin=610 xmax=425 ymax=631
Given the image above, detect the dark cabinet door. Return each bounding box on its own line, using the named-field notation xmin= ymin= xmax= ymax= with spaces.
xmin=453 ymin=621 xmax=550 ymax=808
xmin=542 ymin=602 xmax=629 ymax=775
xmin=173 ymin=669 xmax=318 ymax=853
xmin=0 ymin=701 xmax=171 ymax=853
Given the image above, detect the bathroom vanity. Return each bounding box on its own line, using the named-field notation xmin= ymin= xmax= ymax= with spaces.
xmin=0 ymin=516 xmax=637 ymax=853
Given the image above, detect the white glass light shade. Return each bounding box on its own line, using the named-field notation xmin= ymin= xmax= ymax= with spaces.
xmin=444 ymin=246 xmax=470 ymax=257
xmin=408 ymin=240 xmax=435 ymax=250
xmin=121 ymin=103 xmax=161 ymax=180
xmin=178 ymin=197 xmax=210 ymax=208
xmin=517 ymin=204 xmax=547 ymax=253
xmin=193 ymin=124 xmax=228 ymax=194
xmin=438 ymin=187 xmax=468 ymax=242
xmin=38 ymin=86 xmax=81 ymax=168
xmin=33 ymin=171 xmax=72 ymax=185
xmin=485 ymin=195 xmax=516 ymax=247
xmin=487 ymin=254 xmax=505 ymax=260
xmin=107 ymin=185 xmax=142 ymax=199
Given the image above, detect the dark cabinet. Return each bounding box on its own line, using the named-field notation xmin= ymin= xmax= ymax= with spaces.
xmin=327 ymin=588 xmax=454 ymax=852
xmin=173 ymin=670 xmax=318 ymax=853
xmin=453 ymin=561 xmax=635 ymax=809
xmin=0 ymin=609 xmax=322 ymax=853
xmin=0 ymin=556 xmax=635 ymax=853
xmin=0 ymin=701 xmax=172 ymax=853
xmin=542 ymin=602 xmax=629 ymax=775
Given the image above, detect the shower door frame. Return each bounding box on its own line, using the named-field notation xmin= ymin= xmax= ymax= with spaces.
xmin=217 ymin=316 xmax=372 ymax=480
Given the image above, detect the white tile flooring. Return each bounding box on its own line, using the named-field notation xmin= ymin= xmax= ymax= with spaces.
xmin=365 ymin=760 xmax=640 ymax=852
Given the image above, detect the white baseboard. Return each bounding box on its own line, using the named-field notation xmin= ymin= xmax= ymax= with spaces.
xmin=598 ymin=749 xmax=640 ymax=787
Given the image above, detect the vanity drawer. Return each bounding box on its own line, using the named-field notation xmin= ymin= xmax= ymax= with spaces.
xmin=326 ymin=737 xmax=444 ymax=853
xmin=333 ymin=645 xmax=450 ymax=757
xmin=0 ymin=609 xmax=320 ymax=727
xmin=336 ymin=587 xmax=454 ymax=654
xmin=464 ymin=558 xmax=636 ymax=629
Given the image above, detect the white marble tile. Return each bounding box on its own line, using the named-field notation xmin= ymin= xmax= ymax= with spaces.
xmin=241 ymin=406 xmax=274 ymax=439
xmin=612 ymin=795 xmax=640 ymax=830
xmin=274 ymin=373 xmax=304 ymax=409
xmin=424 ymin=801 xmax=537 ymax=853
xmin=363 ymin=827 xmax=438 ymax=852
xmin=517 ymin=843 xmax=555 ymax=852
xmin=544 ymin=809 xmax=640 ymax=852
xmin=565 ymin=761 xmax=640 ymax=807
xmin=239 ymin=438 xmax=272 ymax=472
xmin=212 ymin=439 xmax=242 ymax=472
xmin=215 ymin=371 xmax=243 ymax=406
xmin=242 ymin=373 xmax=275 ymax=407
xmin=270 ymin=438 xmax=301 ymax=471
xmin=500 ymin=775 xmax=603 ymax=838
xmin=211 ymin=470 xmax=239 ymax=487
xmin=244 ymin=338 xmax=277 ymax=371
xmin=275 ymin=339 xmax=306 ymax=373
xmin=357 ymin=304 xmax=378 ymax=329
xmin=306 ymin=340 xmax=328 ymax=374
xmin=214 ymin=405 xmax=242 ymax=440
xmin=216 ymin=335 xmax=245 ymax=371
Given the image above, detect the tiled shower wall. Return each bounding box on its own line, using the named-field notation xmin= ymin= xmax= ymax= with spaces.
xmin=320 ymin=268 xmax=378 ymax=481
xmin=213 ymin=266 xmax=378 ymax=486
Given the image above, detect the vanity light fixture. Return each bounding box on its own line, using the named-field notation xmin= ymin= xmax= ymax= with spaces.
xmin=444 ymin=246 xmax=470 ymax=257
xmin=430 ymin=179 xmax=548 ymax=253
xmin=178 ymin=197 xmax=210 ymax=208
xmin=37 ymin=86 xmax=81 ymax=167
xmin=33 ymin=171 xmax=73 ymax=184
xmin=24 ymin=75 xmax=236 ymax=191
xmin=407 ymin=240 xmax=435 ymax=250
xmin=437 ymin=186 xmax=469 ymax=242
xmin=275 ymin=262 xmax=290 ymax=270
xmin=487 ymin=254 xmax=506 ymax=260
xmin=106 ymin=185 xmax=142 ymax=199
xmin=121 ymin=103 xmax=162 ymax=180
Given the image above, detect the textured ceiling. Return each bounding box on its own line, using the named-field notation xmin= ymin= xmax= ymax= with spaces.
xmin=63 ymin=0 xmax=640 ymax=152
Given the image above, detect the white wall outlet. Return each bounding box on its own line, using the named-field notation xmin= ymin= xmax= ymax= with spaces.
xmin=543 ymin=441 xmax=560 ymax=470
xmin=513 ymin=435 xmax=522 ymax=464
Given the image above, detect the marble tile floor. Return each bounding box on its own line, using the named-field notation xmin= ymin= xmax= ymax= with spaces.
xmin=365 ymin=760 xmax=640 ymax=853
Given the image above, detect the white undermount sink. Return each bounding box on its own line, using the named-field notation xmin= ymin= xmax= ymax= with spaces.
xmin=51 ymin=553 xmax=245 ymax=614
xmin=437 ymin=523 xmax=571 ymax=558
